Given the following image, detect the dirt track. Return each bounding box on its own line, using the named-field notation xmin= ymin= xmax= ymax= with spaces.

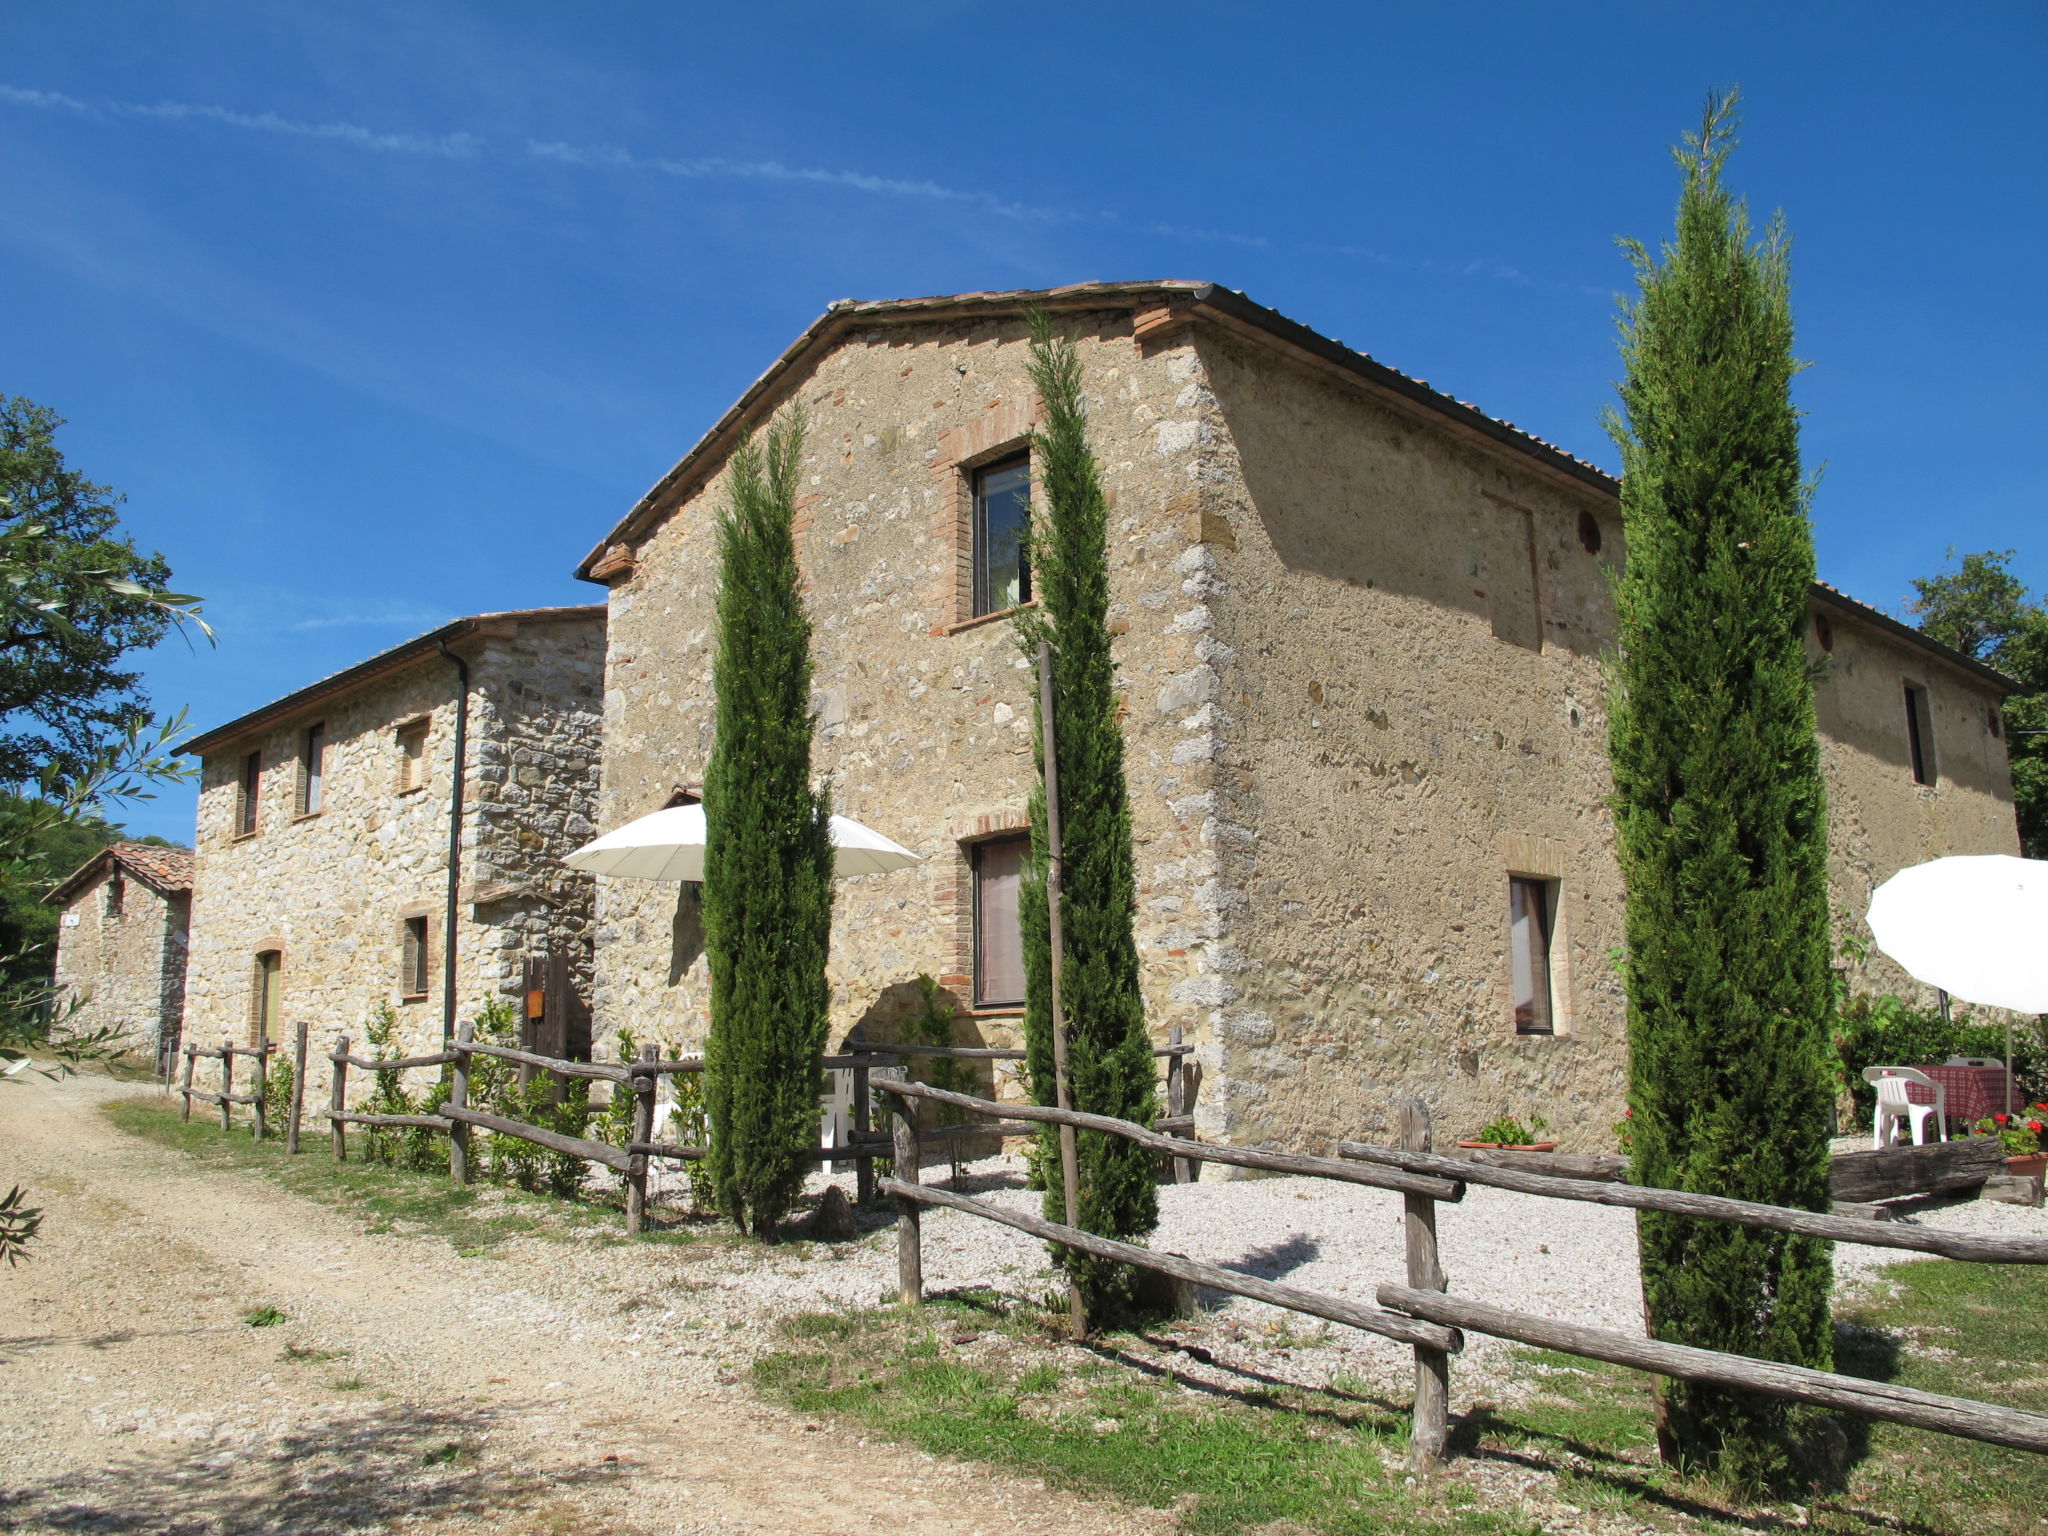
xmin=0 ymin=1075 xmax=1165 ymax=1535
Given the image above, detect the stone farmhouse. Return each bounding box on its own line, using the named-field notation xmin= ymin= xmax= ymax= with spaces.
xmin=573 ymin=281 xmax=2020 ymax=1152
xmin=46 ymin=842 xmax=194 ymax=1074
xmin=178 ymin=607 xmax=606 ymax=1081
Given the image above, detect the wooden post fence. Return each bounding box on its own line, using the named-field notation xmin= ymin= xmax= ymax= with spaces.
xmin=286 ymin=1021 xmax=309 ymax=1154
xmin=890 ymin=1070 xmax=921 ymax=1305
xmin=329 ymin=1034 xmax=349 ymax=1161
xmin=625 ymin=1043 xmax=656 ymax=1234
xmin=448 ymin=1020 xmax=473 ymax=1185
xmin=1399 ymin=1098 xmax=1448 ymax=1472
xmin=850 ymin=1025 xmax=875 ymax=1206
xmin=218 ymin=1036 xmax=234 ymax=1133
xmin=1167 ymin=1025 xmax=1193 ymax=1184
xmin=180 ymin=1044 xmax=196 ymax=1122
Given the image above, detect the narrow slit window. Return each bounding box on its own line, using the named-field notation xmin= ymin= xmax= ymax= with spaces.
xmin=251 ymin=949 xmax=282 ymax=1046
xmin=397 ymin=721 xmax=430 ymax=793
xmin=401 ymin=916 xmax=430 ymax=999
xmin=972 ymin=834 xmax=1029 ymax=1008
xmin=1904 ymin=684 xmax=1936 ymax=786
xmin=238 ymin=750 xmax=263 ymax=837
xmin=972 ymin=456 xmax=1031 ymax=617
xmin=301 ymin=722 xmax=327 ymax=815
xmin=1509 ymin=877 xmax=1555 ymax=1036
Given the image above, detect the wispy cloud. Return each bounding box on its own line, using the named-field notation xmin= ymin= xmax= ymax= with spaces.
xmin=2 ymin=82 xmax=1600 ymax=297
xmin=289 ymin=610 xmax=452 ymax=632
xmin=0 ymin=84 xmax=481 ymax=158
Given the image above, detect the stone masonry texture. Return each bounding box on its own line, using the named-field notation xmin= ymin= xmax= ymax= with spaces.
xmin=181 ymin=609 xmax=606 ymax=1108
xmin=47 ymin=844 xmax=193 ymax=1071
xmin=576 ymin=286 xmax=2020 ymax=1156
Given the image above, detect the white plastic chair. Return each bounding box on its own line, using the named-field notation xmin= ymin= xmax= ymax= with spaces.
xmin=1864 ymin=1067 xmax=1947 ymax=1148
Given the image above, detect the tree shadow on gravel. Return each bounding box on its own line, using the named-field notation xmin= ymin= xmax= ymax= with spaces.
xmin=0 ymin=1398 xmax=628 ymax=1535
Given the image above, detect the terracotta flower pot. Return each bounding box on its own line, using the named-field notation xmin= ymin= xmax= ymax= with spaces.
xmin=2007 ymin=1153 xmax=2048 ymax=1181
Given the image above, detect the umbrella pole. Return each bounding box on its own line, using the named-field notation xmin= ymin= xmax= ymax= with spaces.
xmin=1038 ymin=641 xmax=1087 ymax=1340
xmin=2008 ymin=1018 xmax=2015 ymax=1117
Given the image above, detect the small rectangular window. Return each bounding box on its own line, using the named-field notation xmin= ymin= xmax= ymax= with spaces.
xmin=972 ymin=456 xmax=1031 ymax=617
xmin=972 ymin=834 xmax=1029 ymax=1008
xmin=1509 ymin=877 xmax=1555 ymax=1035
xmin=1904 ymin=684 xmax=1936 ymax=786
xmin=104 ymin=874 xmax=124 ymax=921
xmin=401 ymin=916 xmax=430 ymax=998
xmin=238 ymin=750 xmax=263 ymax=837
xmin=301 ymin=722 xmax=327 ymax=815
xmin=396 ymin=721 xmax=429 ymax=793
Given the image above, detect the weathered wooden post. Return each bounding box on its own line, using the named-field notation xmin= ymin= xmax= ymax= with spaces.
xmin=330 ymin=1034 xmax=350 ymax=1162
xmin=286 ymin=1021 xmax=309 ymax=1154
xmin=890 ymin=1072 xmax=922 ymax=1305
xmin=625 ymin=1043 xmax=656 ymax=1234
xmin=849 ymin=1024 xmax=875 ymax=1206
xmin=251 ymin=1045 xmax=268 ymax=1143
xmin=1400 ymin=1097 xmax=1450 ymax=1471
xmin=1167 ymin=1025 xmax=1193 ymax=1184
xmin=218 ymin=1037 xmax=234 ymax=1132
xmin=448 ymin=1019 xmax=473 ymax=1184
xmin=180 ymin=1044 xmax=196 ymax=1122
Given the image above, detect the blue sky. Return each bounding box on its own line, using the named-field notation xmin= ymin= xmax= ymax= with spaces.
xmin=4 ymin=2 xmax=2042 ymax=842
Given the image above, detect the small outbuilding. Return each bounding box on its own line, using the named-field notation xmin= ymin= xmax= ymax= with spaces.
xmin=46 ymin=842 xmax=195 ymax=1075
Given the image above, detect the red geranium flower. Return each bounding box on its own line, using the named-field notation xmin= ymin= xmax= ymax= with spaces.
xmin=2029 ymin=1121 xmax=2045 ymax=1136
xmin=1994 ymin=1113 xmax=2012 ymax=1125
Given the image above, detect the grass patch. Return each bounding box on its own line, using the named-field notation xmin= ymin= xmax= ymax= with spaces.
xmin=281 ymin=1342 xmax=347 ymax=1364
xmin=753 ymin=1298 xmax=1517 ymax=1536
xmin=102 ymin=1095 xmax=633 ymax=1250
xmin=243 ymin=1305 xmax=288 ymax=1328
xmin=757 ymin=1257 xmax=2048 ymax=1536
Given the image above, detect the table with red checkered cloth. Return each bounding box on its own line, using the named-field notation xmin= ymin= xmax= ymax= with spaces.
xmin=1901 ymin=1063 xmax=2011 ymax=1126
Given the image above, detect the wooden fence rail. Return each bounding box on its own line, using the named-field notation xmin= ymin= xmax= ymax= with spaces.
xmin=868 ymin=1078 xmax=2048 ymax=1465
xmin=179 ymin=1037 xmax=276 ymax=1138
xmin=1337 ymin=1139 xmax=2048 ymax=1265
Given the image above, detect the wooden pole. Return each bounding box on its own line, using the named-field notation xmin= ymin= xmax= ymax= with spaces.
xmin=890 ymin=1070 xmax=922 ymax=1305
xmin=448 ymin=1020 xmax=473 ymax=1184
xmin=180 ymin=1044 xmax=196 ymax=1122
xmin=1399 ymin=1098 xmax=1450 ymax=1472
xmin=218 ymin=1036 xmax=234 ymax=1132
xmin=850 ymin=1024 xmax=875 ymax=1206
xmin=625 ymin=1043 xmax=656 ymax=1234
xmin=286 ymin=1022 xmax=309 ymax=1153
xmin=1037 ymin=640 xmax=1087 ymax=1338
xmin=330 ymin=1034 xmax=349 ymax=1161
xmin=252 ymin=1046 xmax=267 ymax=1143
xmin=1167 ymin=1025 xmax=1193 ymax=1184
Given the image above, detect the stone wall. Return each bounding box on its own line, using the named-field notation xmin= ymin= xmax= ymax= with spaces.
xmin=183 ymin=612 xmax=605 ymax=1105
xmin=588 ymin=295 xmax=2020 ymax=1155
xmin=50 ymin=868 xmax=188 ymax=1065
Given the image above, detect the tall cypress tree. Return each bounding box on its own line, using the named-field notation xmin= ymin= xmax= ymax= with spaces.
xmin=701 ymin=409 xmax=835 ymax=1240
xmin=1606 ymin=92 xmax=1837 ymax=1487
xmin=1015 ymin=312 xmax=1159 ymax=1314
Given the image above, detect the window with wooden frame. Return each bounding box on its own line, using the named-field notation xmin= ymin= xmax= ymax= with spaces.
xmin=400 ymin=915 xmax=431 ymax=1000
xmin=972 ymin=455 xmax=1032 ymax=618
xmin=395 ymin=718 xmax=430 ymax=793
xmin=299 ymin=721 xmax=327 ymax=816
xmin=971 ymin=833 xmax=1029 ymax=1008
xmin=1903 ymin=683 xmax=1937 ymax=786
xmin=1509 ymin=876 xmax=1556 ymax=1036
xmin=103 ymin=873 xmax=124 ymax=921
xmin=250 ymin=949 xmax=282 ymax=1047
xmin=237 ymin=750 xmax=263 ymax=837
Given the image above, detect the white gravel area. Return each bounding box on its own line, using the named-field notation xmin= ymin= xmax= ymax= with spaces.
xmin=629 ymin=1145 xmax=2048 ymax=1412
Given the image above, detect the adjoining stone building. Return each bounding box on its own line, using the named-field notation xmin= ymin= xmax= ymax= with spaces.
xmin=575 ymin=281 xmax=2020 ymax=1153
xmin=46 ymin=842 xmax=194 ymax=1074
xmin=179 ymin=607 xmax=607 ymax=1095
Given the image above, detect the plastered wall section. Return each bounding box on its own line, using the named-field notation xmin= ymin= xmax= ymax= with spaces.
xmin=183 ymin=617 xmax=605 ymax=1106
xmin=593 ymin=309 xmax=1241 ymax=1101
xmin=1807 ymin=608 xmax=2019 ymax=1002
xmin=50 ymin=872 xmax=188 ymax=1061
xmin=1187 ymin=325 xmax=1628 ymax=1153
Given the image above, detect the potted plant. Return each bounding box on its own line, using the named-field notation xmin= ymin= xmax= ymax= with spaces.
xmin=1972 ymin=1106 xmax=2048 ymax=1182
xmin=1459 ymin=1114 xmax=1557 ymax=1152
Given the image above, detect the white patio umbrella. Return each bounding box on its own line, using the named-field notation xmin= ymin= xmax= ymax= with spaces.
xmin=1867 ymin=853 xmax=2048 ymax=1114
xmin=564 ymin=802 xmax=921 ymax=883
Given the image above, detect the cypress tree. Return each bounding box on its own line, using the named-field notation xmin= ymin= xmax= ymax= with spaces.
xmin=701 ymin=409 xmax=835 ymax=1240
xmin=1606 ymin=92 xmax=1837 ymax=1488
xmin=1015 ymin=312 xmax=1159 ymax=1314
